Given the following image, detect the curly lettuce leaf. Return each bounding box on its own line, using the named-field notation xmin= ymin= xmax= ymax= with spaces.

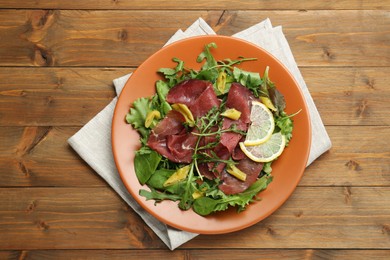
xmin=126 ymin=97 xmax=152 ymax=139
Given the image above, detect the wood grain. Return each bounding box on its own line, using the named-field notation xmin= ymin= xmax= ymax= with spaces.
xmin=1 ymin=249 xmax=390 ymax=260
xmin=0 ymin=10 xmax=388 ymax=67
xmin=0 ymin=125 xmax=389 ymax=187
xmin=1 ymin=67 xmax=389 ymax=126
xmin=0 ymin=0 xmax=388 ymax=255
xmin=0 ymin=186 xmax=389 ymax=249
xmin=0 ymin=0 xmax=389 ymax=10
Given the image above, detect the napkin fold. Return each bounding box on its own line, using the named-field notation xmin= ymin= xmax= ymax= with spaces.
xmin=68 ymin=18 xmax=331 ymax=250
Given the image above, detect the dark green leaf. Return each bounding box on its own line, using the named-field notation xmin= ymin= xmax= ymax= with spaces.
xmin=134 ymin=150 xmax=162 ymax=184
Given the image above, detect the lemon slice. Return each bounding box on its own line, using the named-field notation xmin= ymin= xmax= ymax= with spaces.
xmin=239 ymin=132 xmax=286 ymax=162
xmin=244 ymin=101 xmax=275 ymax=146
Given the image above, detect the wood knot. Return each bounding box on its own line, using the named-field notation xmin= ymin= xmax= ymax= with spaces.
xmin=294 ymin=210 xmax=303 ymax=218
xmin=22 ymin=10 xmax=56 ymax=43
xmin=343 ymin=186 xmax=352 ymax=205
xmin=344 ymin=90 xmax=352 ymax=96
xmin=33 ymin=44 xmax=54 ymax=66
xmin=322 ymin=46 xmax=336 ymax=60
xmin=364 ymin=77 xmax=375 ymax=89
xmin=266 ymin=225 xmax=276 ymax=236
xmin=56 ymin=77 xmax=64 ymax=89
xmin=382 ymin=224 xmax=390 ymax=235
xmin=17 ymin=161 xmax=30 ymax=177
xmin=345 ymin=160 xmax=362 ymax=171
xmin=26 ymin=200 xmax=37 ymax=213
xmin=36 ymin=220 xmax=50 ymax=231
xmin=46 ymin=96 xmax=54 ymax=105
xmin=117 ymin=29 xmax=128 ymax=41
xmin=356 ymin=99 xmax=369 ymax=118
xmin=29 ymin=10 xmax=55 ymax=29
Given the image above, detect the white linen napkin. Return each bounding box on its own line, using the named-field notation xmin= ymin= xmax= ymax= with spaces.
xmin=68 ymin=18 xmax=331 ymax=250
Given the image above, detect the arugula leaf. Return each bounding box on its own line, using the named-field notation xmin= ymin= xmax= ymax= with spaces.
xmin=197 ymin=42 xmax=218 ymax=69
xmin=195 ymin=68 xmax=219 ymax=82
xmin=158 ymin=58 xmax=186 ymax=87
xmin=233 ymin=67 xmax=263 ymax=96
xmin=134 ymin=150 xmax=161 ymax=185
xmin=275 ymin=111 xmax=294 ymax=145
xmin=140 ymin=188 xmax=181 ymax=203
xmin=194 ymin=43 xmax=219 ymax=83
xmin=155 ymin=80 xmax=172 ymax=115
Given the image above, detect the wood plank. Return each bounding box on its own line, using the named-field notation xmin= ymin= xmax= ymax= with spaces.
xmin=0 ymin=67 xmax=124 ymax=126
xmin=0 ymin=10 xmax=388 ymax=67
xmin=300 ymin=125 xmax=390 ymax=187
xmin=300 ymin=67 xmax=390 ymax=126
xmin=0 ymin=126 xmax=388 ymax=188
xmin=0 ymin=187 xmax=166 ymax=249
xmin=0 ymin=0 xmax=389 ymax=10
xmin=0 ymin=127 xmax=104 ymax=187
xmin=0 ymin=250 xmax=185 ymax=259
xmin=0 ymin=187 xmax=389 ymax=249
xmin=0 ymin=66 xmax=389 ymax=126
xmin=188 ymin=249 xmax=390 ymax=259
xmin=0 ymin=250 xmax=183 ymax=259
xmin=1 ymin=249 xmax=390 ymax=259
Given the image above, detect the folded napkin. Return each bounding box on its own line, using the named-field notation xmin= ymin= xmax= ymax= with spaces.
xmin=68 ymin=18 xmax=331 ymax=250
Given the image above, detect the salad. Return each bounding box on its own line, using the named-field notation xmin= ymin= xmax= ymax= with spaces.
xmin=126 ymin=43 xmax=297 ymax=216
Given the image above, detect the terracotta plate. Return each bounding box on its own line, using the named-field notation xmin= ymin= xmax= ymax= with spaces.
xmin=112 ymin=35 xmax=311 ymax=234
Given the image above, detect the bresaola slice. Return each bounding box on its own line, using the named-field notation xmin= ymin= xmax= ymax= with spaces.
xmin=219 ymin=158 xmax=264 ymax=195
xmin=220 ymin=83 xmax=253 ymax=154
xmin=147 ymin=110 xmax=195 ymax=163
xmin=166 ymin=79 xmax=220 ymax=117
xmin=147 ymin=79 xmax=265 ymax=194
xmin=225 ymin=82 xmax=256 ymax=124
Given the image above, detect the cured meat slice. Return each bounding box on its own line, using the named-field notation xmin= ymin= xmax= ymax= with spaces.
xmin=167 ymin=132 xmax=198 ymax=163
xmin=232 ymin=138 xmax=247 ymax=161
xmin=147 ymin=110 xmax=195 ymax=163
xmin=220 ymin=118 xmax=247 ymax=154
xmin=166 ymin=79 xmax=220 ymax=118
xmin=219 ymin=83 xmax=253 ymax=155
xmin=197 ymin=163 xmax=218 ymax=180
xmin=226 ymin=82 xmax=255 ymax=124
xmin=152 ymin=110 xmax=185 ymax=136
xmin=218 ymin=158 xmax=264 ymax=195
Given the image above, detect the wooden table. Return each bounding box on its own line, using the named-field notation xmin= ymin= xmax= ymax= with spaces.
xmin=1 ymin=1 xmax=389 ymax=259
